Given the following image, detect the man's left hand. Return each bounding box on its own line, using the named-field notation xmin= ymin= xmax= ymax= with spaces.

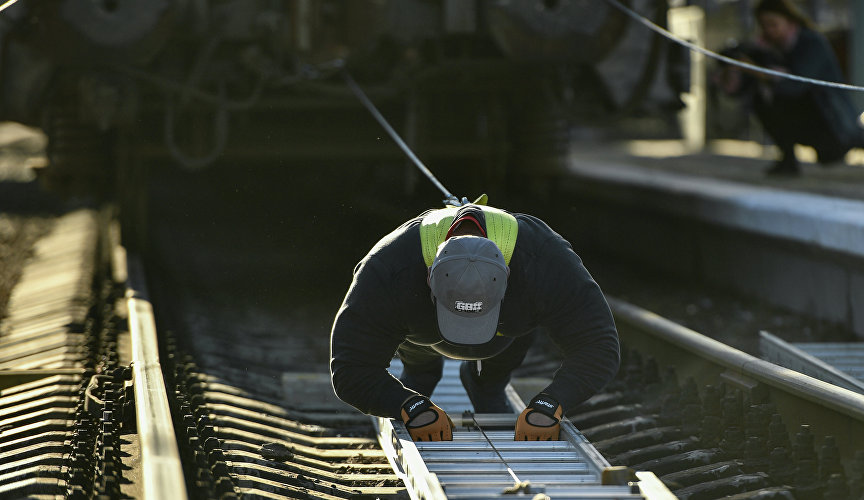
xmin=514 ymin=393 xmax=563 ymax=441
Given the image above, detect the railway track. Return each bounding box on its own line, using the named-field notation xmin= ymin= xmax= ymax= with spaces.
xmin=2 ymin=209 xmax=864 ymax=499
xmin=579 ymin=299 xmax=864 ymax=499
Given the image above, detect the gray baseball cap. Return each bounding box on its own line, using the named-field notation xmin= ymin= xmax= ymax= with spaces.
xmin=429 ymin=236 xmax=509 ymax=345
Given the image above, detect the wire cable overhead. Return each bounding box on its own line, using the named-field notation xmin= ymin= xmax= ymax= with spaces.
xmin=602 ymin=0 xmax=864 ymax=93
xmin=0 ymin=0 xmax=19 ymax=14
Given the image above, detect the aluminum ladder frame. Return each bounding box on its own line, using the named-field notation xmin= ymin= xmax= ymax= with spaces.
xmin=374 ymin=359 xmax=674 ymax=499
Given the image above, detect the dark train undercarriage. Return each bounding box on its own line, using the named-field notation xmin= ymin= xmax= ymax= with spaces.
xmin=0 ymin=0 xmax=680 ymax=208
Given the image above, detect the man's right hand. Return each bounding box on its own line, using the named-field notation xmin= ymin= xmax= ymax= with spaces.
xmin=400 ymin=395 xmax=453 ymax=441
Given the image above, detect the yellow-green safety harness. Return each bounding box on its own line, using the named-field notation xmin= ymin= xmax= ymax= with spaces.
xmin=420 ymin=205 xmax=518 ymax=267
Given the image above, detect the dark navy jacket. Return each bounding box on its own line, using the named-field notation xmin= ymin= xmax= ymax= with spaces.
xmin=774 ymin=27 xmax=861 ymax=148
xmin=330 ymin=209 xmax=620 ymax=419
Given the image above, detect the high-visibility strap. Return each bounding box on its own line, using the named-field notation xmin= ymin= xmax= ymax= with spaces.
xmin=420 ymin=206 xmax=518 ymax=267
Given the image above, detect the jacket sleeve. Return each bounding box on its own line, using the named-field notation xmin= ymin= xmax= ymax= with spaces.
xmin=774 ymin=30 xmax=838 ymax=97
xmin=533 ymin=238 xmax=621 ymax=411
xmin=330 ymin=256 xmax=418 ymax=418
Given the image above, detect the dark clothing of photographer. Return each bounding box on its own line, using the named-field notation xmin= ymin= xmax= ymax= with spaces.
xmin=716 ymin=0 xmax=862 ymax=175
xmin=754 ymin=28 xmax=860 ymax=171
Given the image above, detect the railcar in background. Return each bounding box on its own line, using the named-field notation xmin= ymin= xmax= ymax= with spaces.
xmin=0 ymin=0 xmax=678 ymax=201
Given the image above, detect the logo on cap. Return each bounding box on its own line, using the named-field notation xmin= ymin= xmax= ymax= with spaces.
xmin=455 ymin=301 xmax=483 ymax=313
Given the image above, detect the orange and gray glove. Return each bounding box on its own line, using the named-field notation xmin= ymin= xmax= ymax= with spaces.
xmin=400 ymin=395 xmax=454 ymax=441
xmin=515 ymin=393 xmax=563 ymax=441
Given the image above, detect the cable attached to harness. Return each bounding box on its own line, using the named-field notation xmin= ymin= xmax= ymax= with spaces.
xmin=343 ymin=71 xmax=468 ymax=207
xmin=0 ymin=0 xmax=19 ymax=14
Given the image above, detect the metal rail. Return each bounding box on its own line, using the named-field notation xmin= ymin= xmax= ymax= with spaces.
xmin=608 ymin=297 xmax=864 ymax=466
xmin=759 ymin=330 xmax=864 ymax=395
xmin=126 ymin=255 xmax=188 ymax=500
xmin=375 ymin=359 xmax=675 ymax=499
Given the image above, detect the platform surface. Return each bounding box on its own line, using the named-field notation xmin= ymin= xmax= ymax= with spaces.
xmin=567 ymin=140 xmax=864 ymax=202
xmin=563 ymin=140 xmax=864 ymax=257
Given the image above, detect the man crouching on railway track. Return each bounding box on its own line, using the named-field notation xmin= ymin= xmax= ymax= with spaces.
xmin=330 ymin=203 xmax=620 ymax=441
